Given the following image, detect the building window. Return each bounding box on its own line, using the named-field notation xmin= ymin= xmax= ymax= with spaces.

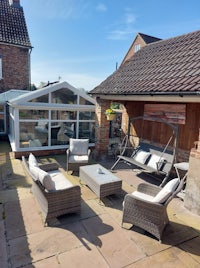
xmin=134 ymin=44 xmax=140 ymax=53
xmin=0 ymin=58 xmax=2 ymax=79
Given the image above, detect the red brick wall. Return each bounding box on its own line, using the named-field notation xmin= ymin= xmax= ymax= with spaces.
xmin=0 ymin=43 xmax=30 ymax=92
xmin=121 ymin=35 xmax=147 ymax=65
xmin=92 ymin=97 xmax=112 ymax=160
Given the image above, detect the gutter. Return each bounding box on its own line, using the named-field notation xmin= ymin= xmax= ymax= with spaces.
xmin=92 ymin=91 xmax=200 ymax=97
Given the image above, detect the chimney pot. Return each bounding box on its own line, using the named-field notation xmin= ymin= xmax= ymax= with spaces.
xmin=9 ymin=0 xmax=21 ymax=8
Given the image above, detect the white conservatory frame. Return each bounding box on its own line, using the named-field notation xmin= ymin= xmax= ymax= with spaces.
xmin=8 ymin=81 xmax=96 ymax=154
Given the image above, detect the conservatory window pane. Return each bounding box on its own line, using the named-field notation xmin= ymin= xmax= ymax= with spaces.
xmin=19 ymin=110 xmax=48 ymax=119
xmin=79 ymin=111 xmax=95 ymax=120
xmin=51 ymin=88 xmax=77 ymax=104
xmin=30 ymin=94 xmax=48 ymax=103
xmin=51 ymin=122 xmax=76 ymax=145
xmin=79 ymin=96 xmax=94 ymax=105
xmin=20 ymin=122 xmax=48 ymax=148
xmin=51 ymin=110 xmax=77 ymax=120
xmin=79 ymin=122 xmax=95 ymax=142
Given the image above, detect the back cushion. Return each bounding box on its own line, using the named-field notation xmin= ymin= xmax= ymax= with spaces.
xmin=134 ymin=151 xmax=151 ymax=164
xmin=147 ymin=154 xmax=165 ymax=170
xmin=70 ymin=138 xmax=89 ymax=155
xmin=38 ymin=169 xmax=55 ymax=191
xmin=29 ymin=165 xmax=54 ymax=191
xmin=28 ymin=153 xmax=38 ymax=167
xmin=153 ymin=178 xmax=180 ymax=203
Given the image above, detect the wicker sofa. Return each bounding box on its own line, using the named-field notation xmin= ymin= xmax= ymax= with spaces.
xmin=22 ymin=154 xmax=81 ymax=225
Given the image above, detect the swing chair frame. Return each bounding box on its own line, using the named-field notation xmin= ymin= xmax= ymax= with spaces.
xmin=111 ymin=115 xmax=178 ymax=186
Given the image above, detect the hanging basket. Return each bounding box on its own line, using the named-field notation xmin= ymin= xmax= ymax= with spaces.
xmin=106 ymin=113 xmax=116 ymax=121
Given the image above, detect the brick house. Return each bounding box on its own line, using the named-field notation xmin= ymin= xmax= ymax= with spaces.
xmin=0 ymin=0 xmax=32 ymax=93
xmin=90 ymin=30 xmax=200 ymax=163
xmin=0 ymin=0 xmax=31 ymax=135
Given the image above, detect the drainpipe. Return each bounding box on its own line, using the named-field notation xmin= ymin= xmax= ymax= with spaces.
xmin=28 ymin=47 xmax=32 ymax=90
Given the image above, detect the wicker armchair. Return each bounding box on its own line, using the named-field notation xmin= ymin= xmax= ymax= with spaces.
xmin=66 ymin=138 xmax=90 ymax=173
xmin=122 ymin=178 xmax=185 ymax=242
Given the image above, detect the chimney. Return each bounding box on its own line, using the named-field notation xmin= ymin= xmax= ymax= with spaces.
xmin=9 ymin=0 xmax=21 ymax=8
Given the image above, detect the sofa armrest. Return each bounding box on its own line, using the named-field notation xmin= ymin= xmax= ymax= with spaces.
xmin=39 ymin=162 xmax=59 ymax=172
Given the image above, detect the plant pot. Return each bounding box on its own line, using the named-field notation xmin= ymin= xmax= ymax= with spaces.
xmin=106 ymin=114 xmax=116 ymax=121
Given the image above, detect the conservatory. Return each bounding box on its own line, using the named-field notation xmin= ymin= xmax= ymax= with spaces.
xmin=7 ymin=81 xmax=96 ymax=157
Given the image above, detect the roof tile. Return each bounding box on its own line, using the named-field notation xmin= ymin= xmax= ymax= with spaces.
xmin=90 ymin=30 xmax=200 ymax=95
xmin=0 ymin=0 xmax=31 ymax=47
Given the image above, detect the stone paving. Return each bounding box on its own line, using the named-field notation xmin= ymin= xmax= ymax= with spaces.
xmin=1 ymin=142 xmax=200 ymax=267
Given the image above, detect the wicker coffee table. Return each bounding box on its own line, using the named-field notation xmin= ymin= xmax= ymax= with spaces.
xmin=80 ymin=164 xmax=122 ymax=199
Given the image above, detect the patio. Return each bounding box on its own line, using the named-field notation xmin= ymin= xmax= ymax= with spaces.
xmin=1 ymin=141 xmax=200 ymax=268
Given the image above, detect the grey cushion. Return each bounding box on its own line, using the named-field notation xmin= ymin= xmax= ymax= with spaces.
xmin=70 ymin=138 xmax=89 ymax=155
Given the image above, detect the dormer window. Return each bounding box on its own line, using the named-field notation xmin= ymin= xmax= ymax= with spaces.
xmin=134 ymin=44 xmax=141 ymax=53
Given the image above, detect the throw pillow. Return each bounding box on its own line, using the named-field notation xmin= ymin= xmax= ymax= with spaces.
xmin=28 ymin=153 xmax=38 ymax=167
xmin=38 ymin=168 xmax=55 ymax=191
xmin=134 ymin=150 xmax=151 ymax=164
xmin=153 ymin=178 xmax=180 ymax=203
xmin=147 ymin=154 xmax=165 ymax=170
xmin=70 ymin=138 xmax=89 ymax=155
xmin=29 ymin=165 xmax=40 ymax=181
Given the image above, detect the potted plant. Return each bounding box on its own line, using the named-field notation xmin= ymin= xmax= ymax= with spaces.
xmin=105 ymin=108 xmax=116 ymax=121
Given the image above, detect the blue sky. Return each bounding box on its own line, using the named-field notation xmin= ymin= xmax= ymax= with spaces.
xmin=21 ymin=0 xmax=200 ymax=91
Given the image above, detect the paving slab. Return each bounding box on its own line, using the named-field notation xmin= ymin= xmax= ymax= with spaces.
xmin=58 ymin=244 xmax=110 ymax=268
xmin=82 ymin=213 xmax=145 ymax=268
xmin=0 ymin=221 xmax=8 ymax=268
xmin=5 ymin=197 xmax=44 ymax=240
xmin=127 ymin=211 xmax=199 ymax=257
xmin=9 ymin=221 xmax=92 ymax=268
xmin=126 ymin=246 xmax=200 ymax=268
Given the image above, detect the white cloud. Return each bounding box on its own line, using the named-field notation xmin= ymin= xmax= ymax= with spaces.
xmin=107 ymin=8 xmax=137 ymax=40
xmin=32 ymin=0 xmax=90 ymax=20
xmin=96 ymin=3 xmax=107 ymax=12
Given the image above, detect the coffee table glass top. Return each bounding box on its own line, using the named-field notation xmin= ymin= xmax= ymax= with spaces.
xmin=80 ymin=164 xmax=121 ymax=184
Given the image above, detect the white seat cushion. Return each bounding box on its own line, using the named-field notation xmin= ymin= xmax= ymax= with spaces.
xmin=153 ymin=178 xmax=180 ymax=203
xmin=48 ymin=170 xmax=73 ymax=190
xmin=69 ymin=155 xmax=89 ymax=163
xmin=133 ymin=151 xmax=151 ymax=164
xmin=131 ymin=191 xmax=155 ymax=202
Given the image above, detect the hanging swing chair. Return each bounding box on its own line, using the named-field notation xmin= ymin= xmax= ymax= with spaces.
xmin=111 ymin=115 xmax=178 ymax=186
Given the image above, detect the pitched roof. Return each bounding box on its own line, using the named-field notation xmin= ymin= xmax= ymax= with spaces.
xmin=137 ymin=33 xmax=162 ymax=44
xmin=0 ymin=0 xmax=31 ymax=48
xmin=0 ymin=89 xmax=29 ymax=103
xmin=90 ymin=30 xmax=200 ymax=96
